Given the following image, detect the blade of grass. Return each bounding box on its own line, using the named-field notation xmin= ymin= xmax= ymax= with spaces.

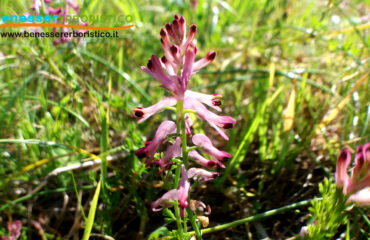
xmin=78 ymin=49 xmax=151 ymax=102
xmin=82 ymin=180 xmax=101 ymax=240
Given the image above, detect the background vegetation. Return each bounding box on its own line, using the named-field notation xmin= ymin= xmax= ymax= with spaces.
xmin=0 ymin=0 xmax=369 ymax=239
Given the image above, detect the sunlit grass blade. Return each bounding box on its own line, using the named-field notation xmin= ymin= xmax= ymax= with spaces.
xmin=82 ymin=180 xmax=101 ymax=240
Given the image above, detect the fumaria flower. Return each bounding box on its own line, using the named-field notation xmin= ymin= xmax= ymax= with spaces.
xmin=335 ymin=143 xmax=370 ymax=205
xmin=135 ymin=15 xmax=236 ymax=219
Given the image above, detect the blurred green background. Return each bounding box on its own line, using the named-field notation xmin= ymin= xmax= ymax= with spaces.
xmin=0 ymin=0 xmax=369 ymax=239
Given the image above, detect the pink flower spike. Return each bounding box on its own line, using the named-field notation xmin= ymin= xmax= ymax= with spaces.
xmin=181 ymin=44 xmax=197 ymax=90
xmin=347 ymin=188 xmax=370 ymax=206
xmin=151 ymin=189 xmax=179 ymax=212
xmin=188 ymin=168 xmax=220 ymax=182
xmin=135 ymin=121 xmax=177 ymax=165
xmin=178 ymin=164 xmax=190 ymax=218
xmin=154 ymin=138 xmax=182 ymax=174
xmin=192 ymin=51 xmax=216 ymax=73
xmin=47 ymin=7 xmax=62 ymax=15
xmin=335 ymin=148 xmax=351 ymax=188
xmin=188 ymin=150 xmax=219 ymax=168
xmin=30 ymin=0 xmax=42 ymax=14
xmin=3 ymin=220 xmax=22 ymax=240
xmin=185 ymin=90 xmax=222 ymax=112
xmin=192 ymin=134 xmax=232 ymax=162
xmin=133 ymin=97 xmax=177 ymax=123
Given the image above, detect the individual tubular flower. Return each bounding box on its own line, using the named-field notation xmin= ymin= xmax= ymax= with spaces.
xmin=334 ymin=148 xmax=351 ymax=188
xmin=184 ymin=97 xmax=236 ymax=140
xmin=184 ymin=113 xmax=194 ymax=135
xmin=133 ymin=97 xmax=177 ymax=123
xmin=191 ymin=51 xmax=216 ymax=73
xmin=154 ymin=138 xmax=182 ymax=174
xmin=188 ymin=168 xmax=219 ymax=182
xmin=188 ymin=150 xmax=221 ymax=168
xmin=185 ymin=90 xmax=222 ymax=112
xmin=135 ymin=121 xmax=177 ymax=165
xmin=178 ymin=164 xmax=191 ymax=218
xmin=335 ymin=143 xmax=370 ymax=205
xmin=192 ymin=134 xmax=232 ymax=162
xmin=181 ymin=43 xmax=197 ymax=90
xmin=150 ymin=189 xmax=179 ymax=212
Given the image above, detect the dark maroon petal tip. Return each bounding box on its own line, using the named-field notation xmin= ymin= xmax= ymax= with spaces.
xmin=172 ymin=19 xmax=179 ymax=26
xmin=134 ymin=107 xmax=144 ymax=118
xmin=165 ymin=23 xmax=172 ymax=31
xmin=170 ymin=45 xmax=178 ymax=54
xmin=207 ymin=161 xmax=217 ymax=168
xmin=338 ymin=149 xmax=349 ymax=162
xmin=135 ymin=148 xmax=147 ymax=158
xmin=179 ymin=16 xmax=185 ymax=24
xmin=147 ymin=60 xmax=153 ymax=70
xmin=174 ymin=14 xmax=179 ymax=20
xmin=161 ymin=56 xmax=167 ymax=63
xmin=190 ymin=24 xmax=197 ymax=33
xmin=222 ymin=123 xmax=234 ymax=129
xmin=211 ymin=99 xmax=221 ymax=106
xmin=160 ymin=28 xmax=166 ymax=37
xmin=207 ymin=51 xmax=216 ymax=61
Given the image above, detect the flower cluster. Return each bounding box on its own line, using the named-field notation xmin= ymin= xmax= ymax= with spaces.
xmin=27 ymin=0 xmax=87 ymax=45
xmin=335 ymin=143 xmax=370 ymax=205
xmin=134 ymin=15 xmax=236 ymax=219
xmin=1 ymin=220 xmax=22 ymax=240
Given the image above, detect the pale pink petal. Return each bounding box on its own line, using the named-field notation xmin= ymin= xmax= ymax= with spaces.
xmin=134 ymin=97 xmax=177 ymax=123
xmin=188 ymin=168 xmax=219 ymax=181
xmin=185 ymin=90 xmax=222 ymax=112
xmin=188 ymin=150 xmax=218 ymax=169
xmin=192 ymin=51 xmax=216 ymax=73
xmin=151 ymin=189 xmax=179 ymax=211
xmin=178 ymin=165 xmax=190 ymax=218
xmin=192 ymin=134 xmax=232 ymax=162
xmin=347 ymin=188 xmax=370 ymax=206
xmin=181 ymin=44 xmax=197 ymax=90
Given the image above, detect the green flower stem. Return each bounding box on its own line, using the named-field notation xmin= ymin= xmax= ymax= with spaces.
xmin=173 ymin=100 xmax=185 ymax=240
xmin=178 ymin=100 xmax=188 ymax=168
xmin=173 ymin=201 xmax=184 ymax=240
xmin=188 ymin=209 xmax=202 ymax=240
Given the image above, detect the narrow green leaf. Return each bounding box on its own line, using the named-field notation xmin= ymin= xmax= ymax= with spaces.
xmin=82 ymin=180 xmax=101 ymax=240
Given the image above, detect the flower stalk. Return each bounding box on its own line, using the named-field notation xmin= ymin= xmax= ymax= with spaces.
xmin=134 ymin=14 xmax=236 ymax=239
